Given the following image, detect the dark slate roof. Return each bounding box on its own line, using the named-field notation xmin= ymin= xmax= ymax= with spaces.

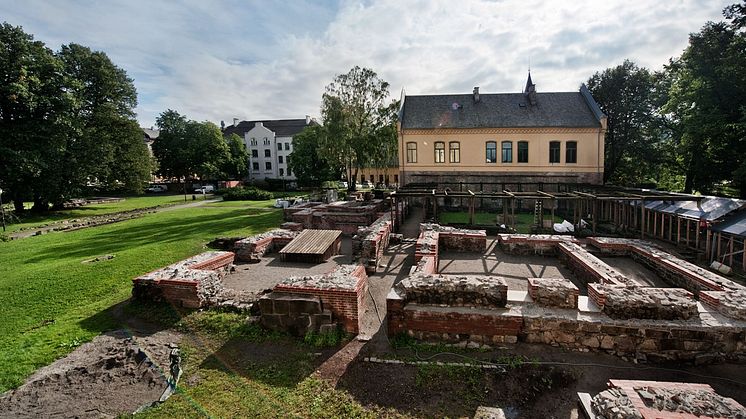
xmin=401 ymin=87 xmax=604 ymax=130
xmin=711 ymin=210 xmax=746 ymax=237
xmin=222 ymin=118 xmax=314 ymax=138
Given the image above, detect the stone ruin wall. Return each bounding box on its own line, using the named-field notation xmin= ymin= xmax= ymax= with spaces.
xmin=352 ymin=200 xmax=407 ymax=274
xmin=271 ymin=264 xmax=369 ymax=334
xmin=591 ymin=379 xmax=746 ymax=419
xmin=132 ymin=251 xmax=235 ymax=308
xmin=387 ymin=231 xmax=746 ymax=361
xmin=285 ymin=200 xmax=386 ymax=235
xmin=234 ymin=229 xmax=299 ymax=263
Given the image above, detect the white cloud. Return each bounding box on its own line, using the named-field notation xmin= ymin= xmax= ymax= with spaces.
xmin=0 ymin=0 xmax=731 ymax=126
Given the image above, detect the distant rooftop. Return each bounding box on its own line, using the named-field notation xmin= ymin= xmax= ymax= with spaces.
xmin=222 ymin=118 xmax=315 ymax=137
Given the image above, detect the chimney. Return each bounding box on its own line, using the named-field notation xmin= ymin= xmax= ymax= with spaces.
xmin=473 ymin=87 xmax=480 ymax=103
xmin=220 ymin=120 xmax=225 ymax=129
xmin=305 ymin=115 xmax=311 ymax=124
xmin=232 ymin=118 xmax=239 ymax=126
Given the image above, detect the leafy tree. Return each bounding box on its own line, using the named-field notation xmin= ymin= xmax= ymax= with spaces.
xmin=661 ymin=15 xmax=746 ymax=195
xmin=0 ymin=23 xmax=150 ymax=212
xmin=288 ymin=125 xmax=341 ymax=186
xmin=223 ymin=133 xmax=249 ymax=180
xmin=153 ymin=110 xmax=232 ymax=183
xmin=587 ymin=60 xmax=659 ymax=185
xmin=318 ymin=66 xmax=397 ymax=190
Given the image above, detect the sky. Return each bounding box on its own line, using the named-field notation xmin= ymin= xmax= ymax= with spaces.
xmin=0 ymin=0 xmax=733 ymax=128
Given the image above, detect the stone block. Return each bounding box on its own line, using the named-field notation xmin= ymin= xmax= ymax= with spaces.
xmin=260 ymin=314 xmax=285 ymax=331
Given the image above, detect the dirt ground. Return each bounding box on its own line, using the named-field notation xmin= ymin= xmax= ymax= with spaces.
xmin=0 ymin=329 xmax=180 ymax=418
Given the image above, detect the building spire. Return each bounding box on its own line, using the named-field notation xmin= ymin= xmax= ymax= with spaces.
xmin=524 ymin=70 xmax=537 ymax=106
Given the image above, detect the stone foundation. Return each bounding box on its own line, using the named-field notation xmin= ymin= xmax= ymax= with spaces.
xmin=396 ymin=275 xmax=508 ymax=308
xmin=234 ymin=229 xmax=299 ymax=263
xmin=527 ymin=278 xmax=579 ymax=309
xmin=498 ymin=234 xmax=578 ymax=255
xmin=272 ymin=264 xmax=368 ymax=333
xmin=591 ymin=379 xmax=746 ymax=419
xmin=286 ymin=200 xmax=386 ymax=235
xmin=387 ymin=231 xmax=746 ymax=361
xmin=258 ymin=293 xmax=335 ymax=336
xmin=132 ymin=251 xmax=235 ymax=308
xmin=353 ymin=212 xmax=393 ymax=274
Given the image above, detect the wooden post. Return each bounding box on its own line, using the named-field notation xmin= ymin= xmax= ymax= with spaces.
xmin=653 ymin=211 xmax=658 ymax=237
xmin=551 ymin=199 xmax=555 ymax=229
xmin=742 ymin=239 xmax=745 ymax=271
xmin=717 ymin=232 xmax=721 ymax=259
xmin=511 ymin=198 xmax=516 ymax=230
xmin=592 ymin=199 xmax=597 ymax=234
xmin=706 ymin=228 xmax=711 ymax=260
xmin=503 ymin=198 xmax=508 ymax=226
xmin=641 ymin=202 xmax=646 ymax=239
xmin=677 ymin=217 xmax=681 ymax=244
xmin=686 ymin=219 xmax=691 ymax=247
xmin=695 ymin=220 xmax=700 ymax=250
xmin=729 ymin=236 xmax=734 ymax=266
xmin=660 ymin=213 xmax=664 ymax=239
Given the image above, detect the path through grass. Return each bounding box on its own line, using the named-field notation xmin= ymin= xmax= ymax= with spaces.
xmin=0 ymin=204 xmax=282 ymax=391
xmin=3 ymin=195 xmax=193 ymax=233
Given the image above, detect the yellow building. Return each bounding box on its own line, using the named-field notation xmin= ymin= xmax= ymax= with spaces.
xmin=398 ymin=74 xmax=606 ymax=189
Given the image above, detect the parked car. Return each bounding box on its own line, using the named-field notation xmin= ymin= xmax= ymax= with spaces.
xmin=360 ymin=180 xmax=374 ymax=189
xmin=337 ymin=181 xmax=348 ymax=189
xmin=145 ymin=184 xmax=167 ymax=193
xmin=194 ymin=185 xmax=215 ymax=193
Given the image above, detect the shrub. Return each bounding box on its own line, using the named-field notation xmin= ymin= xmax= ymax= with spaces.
xmin=221 ymin=186 xmax=274 ymax=201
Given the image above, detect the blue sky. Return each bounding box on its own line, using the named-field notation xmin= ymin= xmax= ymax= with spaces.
xmin=0 ymin=0 xmax=731 ymax=127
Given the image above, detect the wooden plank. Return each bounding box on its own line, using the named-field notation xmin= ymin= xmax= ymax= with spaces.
xmin=280 ymin=229 xmax=342 ymax=255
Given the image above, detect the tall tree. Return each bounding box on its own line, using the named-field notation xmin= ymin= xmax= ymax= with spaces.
xmin=0 ymin=24 xmax=152 ymax=211
xmin=661 ymin=13 xmax=746 ymax=195
xmin=587 ymin=60 xmax=658 ymax=185
xmin=0 ymin=23 xmax=66 ymax=212
xmin=223 ymin=133 xmax=249 ymax=180
xmin=318 ymin=66 xmax=396 ymax=190
xmin=288 ymin=125 xmax=341 ymax=186
xmin=153 ymin=111 xmax=232 ymax=182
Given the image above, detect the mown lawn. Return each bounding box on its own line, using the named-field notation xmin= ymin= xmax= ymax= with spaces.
xmin=3 ymin=194 xmax=192 ymax=233
xmin=0 ymin=205 xmax=282 ymax=392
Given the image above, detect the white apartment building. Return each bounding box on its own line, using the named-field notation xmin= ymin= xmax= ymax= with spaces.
xmin=222 ymin=117 xmax=314 ymax=183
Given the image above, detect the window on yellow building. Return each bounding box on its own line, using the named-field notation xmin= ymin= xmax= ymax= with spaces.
xmin=549 ymin=141 xmax=561 ymax=163
xmin=406 ymin=142 xmax=417 ymax=163
xmin=486 ymin=141 xmax=497 ymax=163
xmin=501 ymin=141 xmax=512 ymax=163
xmin=566 ymin=141 xmax=577 ymax=163
xmin=434 ymin=141 xmax=445 ymax=163
xmin=449 ymin=141 xmax=460 ymax=163
xmin=517 ymin=141 xmax=529 ymax=163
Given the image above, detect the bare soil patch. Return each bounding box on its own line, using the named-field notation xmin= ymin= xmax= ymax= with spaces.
xmin=0 ymin=330 xmax=178 ymax=418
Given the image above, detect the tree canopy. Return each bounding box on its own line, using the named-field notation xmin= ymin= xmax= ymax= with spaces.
xmin=0 ymin=23 xmax=152 ymax=211
xmin=317 ymin=66 xmax=398 ymax=190
xmin=288 ymin=124 xmax=341 ymax=187
xmin=588 ymin=3 xmax=746 ymax=197
xmin=152 ymin=109 xmax=236 ymax=182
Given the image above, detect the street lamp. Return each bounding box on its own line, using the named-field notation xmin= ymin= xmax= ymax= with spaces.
xmin=0 ymin=188 xmax=6 ymax=232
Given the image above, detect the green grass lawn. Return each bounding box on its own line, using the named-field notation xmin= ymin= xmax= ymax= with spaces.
xmin=0 ymin=204 xmax=282 ymax=392
xmin=2 ymin=194 xmax=192 ymax=233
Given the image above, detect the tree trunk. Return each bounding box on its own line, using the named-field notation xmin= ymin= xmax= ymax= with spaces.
xmin=13 ymin=194 xmax=25 ymax=213
xmin=31 ymin=196 xmax=49 ymax=213
xmin=684 ymin=171 xmax=694 ymax=194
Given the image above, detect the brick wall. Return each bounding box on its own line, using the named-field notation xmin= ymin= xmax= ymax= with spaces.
xmin=273 ymin=265 xmax=368 ymax=333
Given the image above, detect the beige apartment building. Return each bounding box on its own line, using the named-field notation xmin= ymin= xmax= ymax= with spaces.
xmin=398 ymin=74 xmax=606 ymax=189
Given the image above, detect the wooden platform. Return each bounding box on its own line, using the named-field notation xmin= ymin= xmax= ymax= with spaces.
xmin=279 ymin=229 xmax=342 ymax=263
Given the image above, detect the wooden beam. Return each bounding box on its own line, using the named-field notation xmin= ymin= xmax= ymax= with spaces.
xmin=706 ymin=228 xmax=711 ymax=261
xmin=677 ymin=216 xmax=681 ymax=244
xmin=730 ymin=235 xmax=734 ymax=266
xmin=686 ymin=219 xmax=691 ymax=247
